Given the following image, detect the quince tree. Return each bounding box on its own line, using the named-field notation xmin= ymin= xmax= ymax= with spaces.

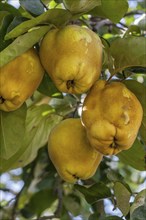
xmin=0 ymin=0 xmax=145 ymax=220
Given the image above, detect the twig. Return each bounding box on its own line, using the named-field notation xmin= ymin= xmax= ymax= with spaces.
xmin=124 ymin=10 xmax=144 ymax=17
xmin=35 ymin=215 xmax=55 ymax=220
xmin=10 ymin=184 xmax=25 ymax=220
xmin=10 ymin=158 xmax=38 ymax=220
xmin=54 ymin=177 xmax=63 ymax=217
xmin=0 ymin=187 xmax=17 ymax=195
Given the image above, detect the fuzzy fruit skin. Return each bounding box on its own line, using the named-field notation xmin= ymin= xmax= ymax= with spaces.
xmin=48 ymin=118 xmax=103 ymax=183
xmin=81 ymin=80 xmax=143 ymax=155
xmin=0 ymin=48 xmax=44 ymax=112
xmin=39 ymin=25 xmax=103 ymax=94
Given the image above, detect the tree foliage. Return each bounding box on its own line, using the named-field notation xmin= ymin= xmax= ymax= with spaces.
xmin=0 ymin=0 xmax=146 ymax=219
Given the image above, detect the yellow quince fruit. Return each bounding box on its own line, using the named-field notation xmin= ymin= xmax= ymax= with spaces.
xmin=48 ymin=118 xmax=103 ymax=183
xmin=39 ymin=25 xmax=103 ymax=94
xmin=81 ymin=80 xmax=143 ymax=155
xmin=0 ymin=48 xmax=44 ymax=112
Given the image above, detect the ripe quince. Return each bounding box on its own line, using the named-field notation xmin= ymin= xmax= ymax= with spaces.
xmin=48 ymin=118 xmax=103 ymax=183
xmin=0 ymin=48 xmax=44 ymax=111
xmin=39 ymin=25 xmax=103 ymax=94
xmin=81 ymin=80 xmax=143 ymax=155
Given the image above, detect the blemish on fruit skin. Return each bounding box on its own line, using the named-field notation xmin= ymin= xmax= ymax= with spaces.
xmin=0 ymin=96 xmax=5 ymax=104
xmin=123 ymin=111 xmax=130 ymax=125
xmin=122 ymin=88 xmax=130 ymax=98
xmin=85 ymin=48 xmax=88 ymax=54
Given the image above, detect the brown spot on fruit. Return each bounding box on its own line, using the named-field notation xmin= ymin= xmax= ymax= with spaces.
xmin=66 ymin=80 xmax=75 ymax=90
xmin=0 ymin=96 xmax=5 ymax=104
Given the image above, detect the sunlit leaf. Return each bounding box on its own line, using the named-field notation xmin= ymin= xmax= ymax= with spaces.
xmin=110 ymin=37 xmax=146 ymax=74
xmin=5 ymin=9 xmax=72 ymax=40
xmin=7 ymin=16 xmax=29 ymax=33
xmin=114 ymin=181 xmax=131 ymax=216
xmin=91 ymin=0 xmax=128 ymax=23
xmin=10 ymin=104 xmax=63 ymax=168
xmin=63 ymin=0 xmax=101 ymax=14
xmin=0 ymin=103 xmax=27 ymax=160
xmin=0 ymin=25 xmax=50 ymax=68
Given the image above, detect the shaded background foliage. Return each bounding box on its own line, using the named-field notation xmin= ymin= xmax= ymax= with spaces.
xmin=0 ymin=0 xmax=146 ymax=220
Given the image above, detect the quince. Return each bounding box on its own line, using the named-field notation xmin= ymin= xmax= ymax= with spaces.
xmin=48 ymin=118 xmax=103 ymax=183
xmin=81 ymin=80 xmax=143 ymax=155
xmin=39 ymin=25 xmax=103 ymax=94
xmin=0 ymin=48 xmax=44 ymax=112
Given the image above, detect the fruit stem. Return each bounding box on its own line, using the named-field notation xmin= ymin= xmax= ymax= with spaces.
xmin=106 ymin=74 xmax=114 ymax=84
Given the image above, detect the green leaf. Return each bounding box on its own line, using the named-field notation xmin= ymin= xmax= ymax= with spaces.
xmin=49 ymin=95 xmax=77 ymax=116
xmin=123 ymin=80 xmax=146 ymax=145
xmin=110 ymin=37 xmax=146 ymax=74
xmin=137 ymin=14 xmax=146 ymax=31
xmin=0 ymin=3 xmax=21 ymax=16
xmin=63 ymin=0 xmax=101 ymax=14
xmin=63 ymin=194 xmax=81 ymax=216
xmin=7 ymin=16 xmax=29 ymax=33
xmin=20 ymin=0 xmax=45 ymax=16
xmin=5 ymin=9 xmax=72 ymax=40
xmin=0 ymin=11 xmax=10 ymax=26
xmin=37 ymin=73 xmax=62 ymax=98
xmin=124 ymin=25 xmax=141 ymax=37
xmin=10 ymin=104 xmax=62 ymax=168
xmin=0 ymin=103 xmax=27 ymax=160
xmin=0 ymin=145 xmax=28 ymax=173
xmin=106 ymin=169 xmax=124 ymax=183
xmin=88 ymin=213 xmax=100 ymax=220
xmin=101 ymin=217 xmax=123 ymax=220
xmin=107 ymin=170 xmax=132 ymax=194
xmin=131 ymin=205 xmax=146 ymax=220
xmin=89 ymin=215 xmax=123 ymax=220
xmin=75 ymin=182 xmax=111 ymax=204
xmin=117 ymin=138 xmax=145 ymax=171
xmin=114 ymin=181 xmax=131 ymax=216
xmin=21 ymin=189 xmax=56 ymax=217
xmin=0 ymin=14 xmax=13 ymax=51
xmin=91 ymin=0 xmax=128 ymax=23
xmin=0 ymin=25 xmax=50 ymax=68
xmin=130 ymin=189 xmax=146 ymax=217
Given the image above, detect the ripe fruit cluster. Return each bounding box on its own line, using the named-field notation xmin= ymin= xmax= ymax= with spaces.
xmin=39 ymin=25 xmax=143 ymax=183
xmin=0 ymin=25 xmax=143 ymax=183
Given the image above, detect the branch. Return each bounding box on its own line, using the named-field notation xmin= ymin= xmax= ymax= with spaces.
xmin=10 ymin=158 xmax=38 ymax=220
xmin=35 ymin=215 xmax=56 ymax=220
xmin=54 ymin=176 xmax=63 ymax=217
xmin=124 ymin=10 xmax=144 ymax=17
xmin=10 ymin=184 xmax=25 ymax=220
xmin=0 ymin=187 xmax=17 ymax=195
